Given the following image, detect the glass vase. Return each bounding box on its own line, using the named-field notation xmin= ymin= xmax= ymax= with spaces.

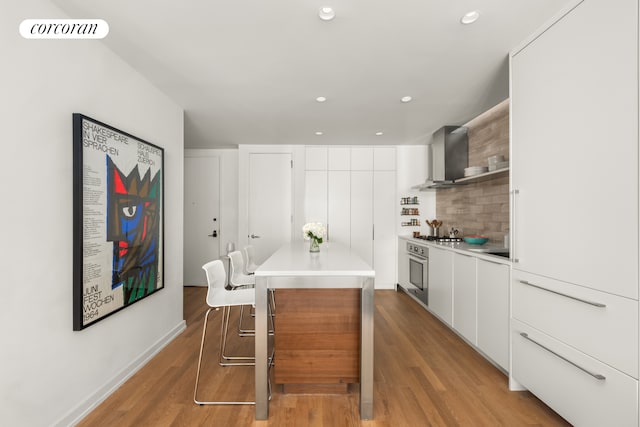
xmin=309 ymin=238 xmax=320 ymax=253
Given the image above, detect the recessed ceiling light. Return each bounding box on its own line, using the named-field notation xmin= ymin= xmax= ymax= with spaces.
xmin=319 ymin=7 xmax=336 ymax=21
xmin=316 ymin=96 xmax=327 ymax=103
xmin=461 ymin=10 xmax=480 ymax=24
xmin=401 ymin=96 xmax=412 ymax=103
xmin=375 ymin=132 xmax=384 ymax=136
xmin=315 ymin=131 xmax=324 ymax=136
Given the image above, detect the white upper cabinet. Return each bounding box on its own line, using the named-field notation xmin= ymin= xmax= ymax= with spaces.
xmin=303 ymin=145 xmax=397 ymax=288
xmin=304 ymin=170 xmax=328 ymax=225
xmin=351 ymin=147 xmax=374 ymax=170
xmin=373 ymin=147 xmax=396 ymax=171
xmin=328 ymin=147 xmax=351 ymax=170
xmin=327 ymin=170 xmax=351 ymax=247
xmin=305 ymin=146 xmax=328 ymax=170
xmin=510 ymin=0 xmax=638 ymax=299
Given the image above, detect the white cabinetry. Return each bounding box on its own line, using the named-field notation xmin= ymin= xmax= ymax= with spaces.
xmin=428 ymin=247 xmax=453 ymax=325
xmin=305 ymin=146 xmax=328 ymax=171
xmin=351 ymin=147 xmax=374 ymax=171
xmin=328 ymin=147 xmax=350 ymax=170
xmin=512 ymin=319 xmax=637 ymax=427
xmin=511 ymin=0 xmax=638 ymax=299
xmin=304 ymin=170 xmax=327 ymax=224
xmin=512 ymin=271 xmax=638 ymax=378
xmin=510 ymin=0 xmax=639 ymax=424
xmin=327 ymin=171 xmax=350 ymax=246
xmin=453 ymin=253 xmax=476 ymax=345
xmin=477 ymin=259 xmax=509 ymax=371
xmin=351 ymin=170 xmax=373 ymax=264
xmin=373 ymin=146 xmax=396 ymax=171
xmin=374 ymin=170 xmax=397 ymax=289
xmin=425 ymin=244 xmax=510 ymax=371
xmin=304 ymin=146 xmax=397 ymax=289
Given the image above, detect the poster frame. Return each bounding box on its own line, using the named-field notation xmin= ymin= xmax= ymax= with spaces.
xmin=72 ymin=113 xmax=164 ymax=331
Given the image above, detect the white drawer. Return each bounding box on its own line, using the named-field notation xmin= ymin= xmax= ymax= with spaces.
xmin=512 ymin=320 xmax=638 ymax=427
xmin=512 ymin=271 xmax=638 ymax=378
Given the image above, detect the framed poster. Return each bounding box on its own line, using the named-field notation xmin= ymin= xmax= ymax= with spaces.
xmin=73 ymin=114 xmax=164 ymax=330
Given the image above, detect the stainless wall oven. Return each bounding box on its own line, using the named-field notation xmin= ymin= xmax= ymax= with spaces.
xmin=404 ymin=242 xmax=428 ymax=306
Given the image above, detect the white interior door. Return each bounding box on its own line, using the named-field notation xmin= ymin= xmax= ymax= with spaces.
xmin=249 ymin=153 xmax=292 ymax=264
xmin=184 ymin=156 xmax=220 ymax=286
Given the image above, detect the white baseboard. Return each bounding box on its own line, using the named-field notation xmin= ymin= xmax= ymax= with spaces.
xmin=55 ymin=320 xmax=187 ymax=427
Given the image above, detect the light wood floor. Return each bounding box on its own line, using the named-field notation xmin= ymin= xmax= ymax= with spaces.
xmin=78 ymin=287 xmax=570 ymax=427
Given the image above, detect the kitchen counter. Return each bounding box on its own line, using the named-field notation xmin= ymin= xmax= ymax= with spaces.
xmin=399 ymin=235 xmax=512 ymax=265
xmin=254 ymin=241 xmax=374 ymax=420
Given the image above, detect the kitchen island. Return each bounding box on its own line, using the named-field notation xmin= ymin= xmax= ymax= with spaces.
xmin=253 ymin=241 xmax=375 ymax=420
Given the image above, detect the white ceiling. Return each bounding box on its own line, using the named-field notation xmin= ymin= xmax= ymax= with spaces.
xmin=53 ymin=0 xmax=569 ymax=148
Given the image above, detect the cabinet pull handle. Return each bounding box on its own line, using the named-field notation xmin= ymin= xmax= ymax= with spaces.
xmin=511 ymin=189 xmax=519 ymax=263
xmin=519 ymin=280 xmax=606 ymax=308
xmin=519 ymin=332 xmax=606 ymax=381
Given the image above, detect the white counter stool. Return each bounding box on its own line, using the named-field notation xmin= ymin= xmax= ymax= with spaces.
xmin=242 ymin=245 xmax=260 ymax=275
xmin=242 ymin=245 xmax=276 ymax=315
xmin=230 ymin=250 xmax=276 ymax=336
xmin=243 ymin=245 xmax=276 ymax=318
xmin=229 ymin=250 xmax=255 ymax=289
xmin=194 ymin=259 xmax=257 ymax=405
xmin=228 ymin=250 xmax=257 ymax=336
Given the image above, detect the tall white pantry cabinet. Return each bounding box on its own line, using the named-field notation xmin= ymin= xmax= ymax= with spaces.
xmin=509 ymin=0 xmax=639 ymax=425
xmin=304 ymin=146 xmax=397 ymax=289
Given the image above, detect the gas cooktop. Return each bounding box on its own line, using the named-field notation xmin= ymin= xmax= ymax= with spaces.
xmin=415 ymin=235 xmax=464 ymax=243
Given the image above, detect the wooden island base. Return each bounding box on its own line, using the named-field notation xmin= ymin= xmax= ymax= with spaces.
xmin=274 ymin=288 xmax=361 ymax=392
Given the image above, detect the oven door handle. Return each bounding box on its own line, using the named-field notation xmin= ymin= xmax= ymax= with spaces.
xmin=408 ymin=254 xmax=427 ymax=262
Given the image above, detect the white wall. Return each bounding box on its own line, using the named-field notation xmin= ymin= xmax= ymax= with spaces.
xmin=1 ymin=3 xmax=185 ymax=426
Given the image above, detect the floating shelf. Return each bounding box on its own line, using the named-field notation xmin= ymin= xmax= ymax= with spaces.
xmin=400 ymin=197 xmax=419 ymax=205
xmin=401 ymin=208 xmax=420 ymax=216
xmin=401 ymin=221 xmax=421 ymax=227
xmin=454 ymin=167 xmax=509 ymax=184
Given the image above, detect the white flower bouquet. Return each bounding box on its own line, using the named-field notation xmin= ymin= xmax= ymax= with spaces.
xmin=302 ymin=222 xmax=326 ymax=243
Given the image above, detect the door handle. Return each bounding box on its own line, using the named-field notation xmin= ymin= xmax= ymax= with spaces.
xmin=208 ymin=230 xmax=218 ymax=238
xmin=249 ymin=234 xmax=261 ymax=239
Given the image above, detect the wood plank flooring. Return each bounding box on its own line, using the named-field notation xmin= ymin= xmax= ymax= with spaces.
xmin=77 ymin=287 xmax=570 ymax=427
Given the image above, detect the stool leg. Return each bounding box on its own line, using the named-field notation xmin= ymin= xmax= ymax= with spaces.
xmin=193 ymin=307 xmax=256 ymax=405
xmin=219 ymin=305 xmax=255 ymax=366
xmin=238 ymin=305 xmax=254 ymax=336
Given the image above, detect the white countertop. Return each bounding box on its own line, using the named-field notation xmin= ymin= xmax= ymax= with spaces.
xmin=254 ymin=240 xmax=375 ymax=277
xmin=399 ymin=235 xmax=512 ymax=265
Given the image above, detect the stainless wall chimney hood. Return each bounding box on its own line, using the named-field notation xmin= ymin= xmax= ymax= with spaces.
xmin=413 ymin=125 xmax=468 ymax=190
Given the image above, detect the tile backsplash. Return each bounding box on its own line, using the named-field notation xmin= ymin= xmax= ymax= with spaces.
xmin=435 ymin=99 xmax=509 ymax=244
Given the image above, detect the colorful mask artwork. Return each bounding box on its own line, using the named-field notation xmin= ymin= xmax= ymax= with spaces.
xmin=106 ymin=156 xmax=161 ymax=305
